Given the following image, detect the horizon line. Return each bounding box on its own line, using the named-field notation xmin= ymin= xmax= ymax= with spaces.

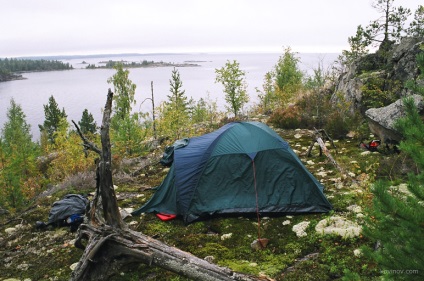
xmin=3 ymin=50 xmax=342 ymax=60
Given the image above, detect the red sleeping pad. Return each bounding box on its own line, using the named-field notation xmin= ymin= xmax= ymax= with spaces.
xmin=156 ymin=213 xmax=177 ymax=221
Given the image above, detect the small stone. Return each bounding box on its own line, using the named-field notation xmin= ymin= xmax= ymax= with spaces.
xmin=70 ymin=262 xmax=78 ymax=271
xmin=250 ymin=238 xmax=269 ymax=250
xmin=162 ymin=168 xmax=170 ymax=173
xmin=5 ymin=227 xmax=16 ymax=235
xmin=283 ymin=220 xmax=291 ymax=225
xmin=204 ymin=256 xmax=215 ymax=263
xmin=119 ymin=208 xmax=132 ymax=220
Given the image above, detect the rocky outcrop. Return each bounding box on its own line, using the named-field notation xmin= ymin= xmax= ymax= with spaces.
xmin=333 ymin=37 xmax=424 ymax=112
xmin=365 ymin=94 xmax=424 ymax=143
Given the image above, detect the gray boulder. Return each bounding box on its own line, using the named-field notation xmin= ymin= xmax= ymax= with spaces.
xmin=365 ymin=95 xmax=424 ymax=143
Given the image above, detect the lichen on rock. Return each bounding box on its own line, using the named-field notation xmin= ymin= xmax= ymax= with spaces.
xmin=292 ymin=221 xmax=310 ymax=237
xmin=315 ymin=216 xmax=361 ymax=238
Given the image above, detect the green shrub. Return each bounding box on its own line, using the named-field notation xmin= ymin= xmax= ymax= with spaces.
xmin=296 ymin=91 xmax=333 ymax=129
xmin=360 ymin=77 xmax=400 ymax=110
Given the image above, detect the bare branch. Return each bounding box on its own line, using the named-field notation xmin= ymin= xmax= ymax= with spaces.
xmin=72 ymin=120 xmax=101 ymax=155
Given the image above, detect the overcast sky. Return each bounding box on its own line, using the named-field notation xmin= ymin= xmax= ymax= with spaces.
xmin=1 ymin=0 xmax=422 ymax=57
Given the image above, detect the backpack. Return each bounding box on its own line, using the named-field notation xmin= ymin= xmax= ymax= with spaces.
xmin=47 ymin=194 xmax=88 ymax=229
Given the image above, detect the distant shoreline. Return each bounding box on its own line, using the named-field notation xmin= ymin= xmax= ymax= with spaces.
xmin=8 ymin=51 xmax=340 ymax=61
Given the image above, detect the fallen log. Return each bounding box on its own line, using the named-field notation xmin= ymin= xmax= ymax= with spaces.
xmin=72 ymin=224 xmax=260 ymax=281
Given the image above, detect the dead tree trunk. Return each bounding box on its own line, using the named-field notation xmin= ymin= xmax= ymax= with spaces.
xmin=70 ymin=89 xmax=260 ymax=281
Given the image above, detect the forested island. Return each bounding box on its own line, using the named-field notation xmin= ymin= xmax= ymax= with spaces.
xmin=0 ymin=57 xmax=199 ymax=81
xmin=86 ymin=59 xmax=200 ymax=69
xmin=0 ymin=58 xmax=72 ymax=82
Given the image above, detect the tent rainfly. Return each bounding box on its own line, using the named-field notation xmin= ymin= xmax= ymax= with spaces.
xmin=132 ymin=121 xmax=332 ymax=223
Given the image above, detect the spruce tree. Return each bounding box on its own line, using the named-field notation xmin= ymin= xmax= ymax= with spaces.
xmin=363 ymin=52 xmax=424 ymax=280
xmin=167 ymin=67 xmax=188 ymax=112
xmin=163 ymin=67 xmax=189 ymax=139
xmin=78 ymin=109 xmax=97 ymax=134
xmin=39 ymin=95 xmax=67 ymax=144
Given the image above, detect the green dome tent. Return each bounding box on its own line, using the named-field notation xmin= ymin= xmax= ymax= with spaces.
xmin=132 ymin=121 xmax=332 ymax=223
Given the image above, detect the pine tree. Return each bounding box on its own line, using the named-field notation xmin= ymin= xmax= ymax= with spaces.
xmin=78 ymin=109 xmax=97 ymax=134
xmin=363 ymin=51 xmax=424 ymax=280
xmin=407 ymin=5 xmax=424 ymax=37
xmin=342 ymin=0 xmax=413 ymax=64
xmin=39 ymin=95 xmax=67 ymax=144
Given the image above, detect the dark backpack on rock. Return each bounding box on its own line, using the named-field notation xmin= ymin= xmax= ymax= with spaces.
xmin=36 ymin=194 xmax=89 ymax=231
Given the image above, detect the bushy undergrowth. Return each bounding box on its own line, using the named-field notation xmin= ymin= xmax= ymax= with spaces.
xmin=267 ymin=105 xmax=308 ymax=129
xmin=268 ymin=89 xmax=366 ymax=139
xmin=360 ymin=76 xmax=401 ymax=111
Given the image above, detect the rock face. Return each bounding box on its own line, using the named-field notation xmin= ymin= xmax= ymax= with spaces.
xmin=333 ymin=37 xmax=424 ymax=112
xmin=390 ymin=37 xmax=423 ymax=84
xmin=365 ymin=94 xmax=424 ymax=143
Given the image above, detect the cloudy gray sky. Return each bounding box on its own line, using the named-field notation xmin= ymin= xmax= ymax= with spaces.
xmin=1 ymin=0 xmax=422 ymax=57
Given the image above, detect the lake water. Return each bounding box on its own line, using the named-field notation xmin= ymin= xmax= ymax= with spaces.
xmin=0 ymin=53 xmax=339 ymax=140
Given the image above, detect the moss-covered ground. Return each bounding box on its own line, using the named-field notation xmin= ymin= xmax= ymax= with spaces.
xmin=1 ymin=126 xmax=403 ymax=281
